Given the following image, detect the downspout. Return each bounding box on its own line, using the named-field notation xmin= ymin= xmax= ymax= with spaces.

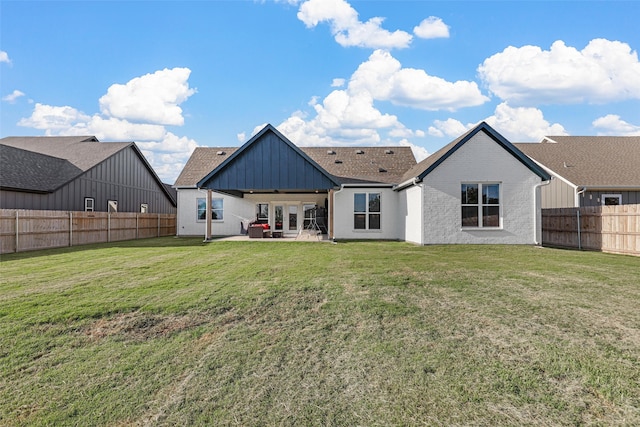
xmin=575 ymin=187 xmax=587 ymax=250
xmin=576 ymin=186 xmax=587 ymax=207
xmin=533 ymin=179 xmax=551 ymax=245
xmin=330 ymin=184 xmax=346 ymax=242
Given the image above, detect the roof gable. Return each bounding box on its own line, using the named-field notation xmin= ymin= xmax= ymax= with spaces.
xmin=515 ymin=136 xmax=640 ymax=188
xmin=197 ymin=124 xmax=340 ymax=190
xmin=401 ymin=122 xmax=551 ymax=184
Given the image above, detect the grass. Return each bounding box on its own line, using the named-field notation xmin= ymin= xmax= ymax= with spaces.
xmin=1 ymin=238 xmax=639 ymax=426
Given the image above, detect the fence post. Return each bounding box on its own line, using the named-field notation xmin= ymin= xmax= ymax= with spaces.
xmin=108 ymin=213 xmax=111 ymax=243
xmin=15 ymin=210 xmax=19 ymax=253
xmin=69 ymin=211 xmax=73 ymax=247
xmin=577 ymin=209 xmax=582 ymax=250
xmin=136 ymin=214 xmax=139 ymax=240
xmin=158 ymin=213 xmax=161 ymax=237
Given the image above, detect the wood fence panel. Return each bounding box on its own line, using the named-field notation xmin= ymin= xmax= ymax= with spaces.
xmin=542 ymin=204 xmax=639 ymax=256
xmin=0 ymin=209 xmax=176 ymax=254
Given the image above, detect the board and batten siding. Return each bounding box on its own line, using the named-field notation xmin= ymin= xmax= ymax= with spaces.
xmin=540 ymin=175 xmax=576 ymax=208
xmin=420 ymin=131 xmax=543 ymax=244
xmin=0 ymin=148 xmax=175 ymax=214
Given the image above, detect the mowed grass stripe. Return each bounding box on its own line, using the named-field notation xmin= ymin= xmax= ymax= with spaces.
xmin=1 ymin=238 xmax=639 ymax=426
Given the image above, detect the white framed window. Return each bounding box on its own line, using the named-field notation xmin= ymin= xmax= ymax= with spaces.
xmin=84 ymin=197 xmax=94 ymax=212
xmin=601 ymin=194 xmax=621 ymax=206
xmin=108 ymin=200 xmax=118 ymax=213
xmin=303 ymin=204 xmax=315 ymax=228
xmin=197 ymin=198 xmax=224 ymax=221
xmin=256 ymin=203 xmax=268 ymax=222
xmin=354 ymin=192 xmax=381 ymax=230
xmin=461 ymin=183 xmax=501 ymax=228
xmin=140 ymin=203 xmax=148 ymax=213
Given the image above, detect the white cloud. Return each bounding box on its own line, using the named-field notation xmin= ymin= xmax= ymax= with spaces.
xmin=16 ymin=68 xmax=199 ymax=183
xmin=331 ymin=78 xmax=346 ymax=87
xmin=484 ymin=102 xmax=567 ymax=141
xmin=351 ymin=50 xmax=488 ymax=111
xmin=428 ymin=118 xmax=472 ymax=138
xmin=18 ymin=103 xmax=91 ymax=131
xmin=0 ymin=51 xmax=10 ymax=64
xmin=413 ymin=17 xmax=449 ymax=39
xmin=399 ymin=139 xmax=429 ymax=162
xmin=2 ymin=89 xmax=25 ymax=103
xmin=237 ymin=132 xmax=246 ymax=143
xmin=297 ymin=0 xmax=412 ymax=49
xmin=478 ymin=39 xmax=640 ymax=105
xmin=99 ymin=67 xmax=196 ymax=126
xmin=592 ymin=114 xmax=640 ymax=136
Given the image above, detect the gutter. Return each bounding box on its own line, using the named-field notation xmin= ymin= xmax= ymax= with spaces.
xmin=576 ymin=186 xmax=587 ymax=207
xmin=394 ymin=177 xmax=420 ymax=191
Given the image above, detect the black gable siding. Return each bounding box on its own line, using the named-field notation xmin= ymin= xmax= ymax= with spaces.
xmin=202 ymin=132 xmax=336 ymax=191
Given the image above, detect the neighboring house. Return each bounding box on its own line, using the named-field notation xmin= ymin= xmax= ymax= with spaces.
xmin=0 ymin=136 xmax=176 ymax=214
xmin=175 ymin=122 xmax=551 ymax=245
xmin=515 ymin=136 xmax=640 ymax=208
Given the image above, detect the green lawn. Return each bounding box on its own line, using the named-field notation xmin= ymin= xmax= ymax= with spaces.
xmin=1 ymin=238 xmax=639 ymax=426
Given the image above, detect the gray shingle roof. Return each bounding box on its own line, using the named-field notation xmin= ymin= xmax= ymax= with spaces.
xmin=0 ymin=144 xmax=83 ymax=192
xmin=303 ymin=146 xmax=416 ymax=184
xmin=515 ymin=136 xmax=640 ymax=188
xmin=0 ymin=136 xmax=130 ymax=171
xmin=174 ymin=147 xmax=239 ymax=187
xmin=174 ymin=146 xmax=417 ymax=187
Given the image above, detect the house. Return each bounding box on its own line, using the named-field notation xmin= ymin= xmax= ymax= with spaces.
xmin=515 ymin=136 xmax=640 ymax=208
xmin=174 ymin=124 xmax=416 ymax=239
xmin=397 ymin=122 xmax=551 ymax=245
xmin=175 ymin=122 xmax=551 ymax=245
xmin=0 ymin=136 xmax=176 ymax=214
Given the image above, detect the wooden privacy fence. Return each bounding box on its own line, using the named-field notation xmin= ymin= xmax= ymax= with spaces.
xmin=0 ymin=209 xmax=176 ymax=254
xmin=542 ymin=204 xmax=639 ymax=256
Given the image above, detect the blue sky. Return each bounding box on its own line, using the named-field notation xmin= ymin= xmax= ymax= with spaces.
xmin=2 ymin=0 xmax=639 ymax=183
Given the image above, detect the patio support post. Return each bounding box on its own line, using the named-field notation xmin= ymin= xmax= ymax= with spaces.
xmin=205 ymin=189 xmax=213 ymax=241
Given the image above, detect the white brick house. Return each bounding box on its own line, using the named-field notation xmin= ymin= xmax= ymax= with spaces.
xmin=174 ymin=122 xmax=550 ymax=244
xmin=396 ymin=122 xmax=550 ymax=244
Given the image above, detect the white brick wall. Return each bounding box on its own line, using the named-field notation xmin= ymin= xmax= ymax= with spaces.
xmin=418 ymin=132 xmax=542 ymax=244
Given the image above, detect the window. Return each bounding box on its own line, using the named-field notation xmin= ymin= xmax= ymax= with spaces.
xmin=289 ymin=206 xmax=298 ymax=230
xmin=602 ymin=194 xmax=621 ymax=206
xmin=354 ymin=192 xmax=381 ymax=230
xmin=140 ymin=203 xmax=148 ymax=213
xmin=84 ymin=197 xmax=94 ymax=212
xmin=461 ymin=183 xmax=500 ymax=228
xmin=108 ymin=200 xmax=118 ymax=213
xmin=256 ymin=203 xmax=268 ymax=222
xmin=197 ymin=198 xmax=224 ymax=221
xmin=303 ymin=204 xmax=315 ymax=228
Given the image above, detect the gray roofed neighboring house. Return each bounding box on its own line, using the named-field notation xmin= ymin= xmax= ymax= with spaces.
xmin=1 ymin=136 xmax=176 ymax=213
xmin=515 ymin=136 xmax=640 ymax=207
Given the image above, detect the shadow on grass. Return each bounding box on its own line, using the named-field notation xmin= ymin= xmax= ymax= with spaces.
xmin=0 ymin=236 xmax=207 ymax=261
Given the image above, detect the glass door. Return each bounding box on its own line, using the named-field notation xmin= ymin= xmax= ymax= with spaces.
xmin=288 ymin=206 xmax=298 ymax=233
